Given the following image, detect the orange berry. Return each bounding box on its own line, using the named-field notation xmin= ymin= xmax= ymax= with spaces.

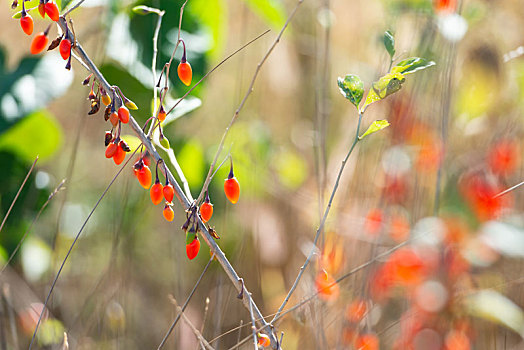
xmin=346 ymin=299 xmax=367 ymax=323
xmin=163 ymin=204 xmax=174 ymax=222
xmin=163 ymin=183 xmax=175 ymax=203
xmin=177 ymin=61 xmax=192 ymax=86
xmin=38 ymin=2 xmax=46 ymax=18
xmin=186 ymin=238 xmax=200 ymax=260
xmin=200 ymin=202 xmax=213 ymax=223
xmin=109 ymin=111 xmax=119 ymax=127
xmin=257 ymin=333 xmax=270 ymax=348
xmin=105 ymin=142 xmax=118 ymax=158
xmin=30 ymin=32 xmax=48 ymax=55
xmin=488 ymin=139 xmax=520 ymax=176
xmin=113 ymin=145 xmax=125 ymax=165
xmin=365 ymin=208 xmax=383 ymax=236
xmin=118 ymin=106 xmax=130 ymax=124
xmin=434 ymin=0 xmax=457 ymax=14
xmin=20 ymin=14 xmax=33 ymax=35
xmin=137 ymin=165 xmax=152 ymax=189
xmin=150 ymin=181 xmax=164 ymax=205
xmin=315 ymin=270 xmax=339 ymax=301
xmin=158 ymin=105 xmax=166 ymax=122
xmin=355 ymin=333 xmax=379 ymax=350
xmin=59 ymin=38 xmax=71 ymax=60
xmin=44 ymin=2 xmax=60 ymax=21
xmin=445 ymin=330 xmax=470 ymax=350
xmin=224 ymin=177 xmax=240 ymax=204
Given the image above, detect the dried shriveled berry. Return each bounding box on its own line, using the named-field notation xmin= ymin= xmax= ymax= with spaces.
xmin=44 ymin=2 xmax=60 ymax=21
xmin=186 ymin=238 xmax=200 ymax=260
xmin=59 ymin=38 xmax=71 ymax=60
xmin=47 ymin=35 xmax=62 ymax=51
xmin=105 ymin=142 xmax=117 ymax=158
xmin=104 ymin=131 xmax=113 ymax=147
xmin=118 ymin=106 xmax=130 ymax=124
xmin=119 ymin=140 xmax=130 ymax=152
xmin=177 ymin=62 xmax=192 ymax=86
xmin=150 ymin=180 xmax=164 ymax=205
xmin=20 ymin=14 xmax=33 ymax=35
xmin=163 ymin=183 xmax=174 ymax=203
xmin=31 ymin=32 xmax=49 ymax=55
xmin=163 ymin=204 xmax=174 ymax=221
xmin=113 ymin=145 xmax=125 ymax=165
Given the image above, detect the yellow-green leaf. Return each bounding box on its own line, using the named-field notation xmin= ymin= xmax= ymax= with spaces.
xmin=337 ymin=74 xmax=364 ymax=109
xmin=359 ymin=120 xmax=390 ymax=140
xmin=362 ymin=72 xmax=405 ymax=111
xmin=391 ymin=57 xmax=435 ymax=75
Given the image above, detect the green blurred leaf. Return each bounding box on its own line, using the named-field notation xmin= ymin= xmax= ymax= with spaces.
xmin=189 ymin=0 xmax=226 ymax=58
xmin=120 ymin=135 xmax=142 ymax=151
xmin=274 ymin=149 xmax=307 ymax=190
xmin=38 ymin=319 xmax=65 ymax=346
xmin=384 ymin=30 xmax=395 ymax=58
xmin=60 ymin=0 xmax=73 ymax=11
xmin=337 ymin=74 xmax=364 ymax=108
xmin=177 ymin=139 xmax=205 ymax=189
xmin=0 ymin=110 xmax=62 ymax=163
xmin=362 ymin=72 xmax=405 ymax=110
xmin=359 ymin=120 xmax=390 ymax=140
xmin=242 ymin=0 xmax=286 ymax=29
xmin=465 ymin=290 xmax=524 ymax=337
xmin=162 ymin=96 xmax=202 ymax=127
xmin=391 ymin=57 xmax=435 ymax=75
xmin=131 ymin=5 xmax=160 ymax=15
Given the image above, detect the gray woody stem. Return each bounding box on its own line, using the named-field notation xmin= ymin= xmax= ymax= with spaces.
xmin=56 ymin=17 xmax=278 ymax=349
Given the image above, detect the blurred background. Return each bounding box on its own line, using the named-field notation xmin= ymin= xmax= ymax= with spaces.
xmin=1 ymin=0 xmax=524 ymax=348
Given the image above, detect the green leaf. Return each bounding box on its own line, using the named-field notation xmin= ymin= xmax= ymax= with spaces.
xmin=177 ymin=139 xmax=205 ymax=189
xmin=359 ymin=120 xmax=390 ymax=140
xmin=120 ymin=135 xmax=142 ymax=152
xmin=362 ymin=72 xmax=405 ymax=110
xmin=60 ymin=0 xmax=73 ymax=11
xmin=131 ymin=5 xmax=159 ymax=15
xmin=0 ymin=110 xmax=63 ymax=163
xmin=190 ymin=0 xmax=227 ymax=59
xmin=384 ymin=30 xmax=395 ymax=58
xmin=465 ymin=290 xmax=524 ymax=337
xmin=391 ymin=57 xmax=435 ymax=75
xmin=337 ymin=75 xmax=364 ymax=108
xmin=241 ymin=0 xmax=286 ymax=29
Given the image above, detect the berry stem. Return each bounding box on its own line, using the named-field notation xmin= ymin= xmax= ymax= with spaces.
xmin=178 ymin=38 xmax=187 ymax=63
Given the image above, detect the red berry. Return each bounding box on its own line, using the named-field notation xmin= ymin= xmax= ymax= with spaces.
xmin=224 ymin=177 xmax=240 ymax=204
xmin=118 ymin=106 xmax=130 ymax=124
xmin=163 ymin=204 xmax=174 ymax=221
xmin=200 ymin=202 xmax=213 ymax=223
xmin=20 ymin=14 xmax=33 ymax=35
xmin=186 ymin=238 xmax=200 ymax=260
xmin=30 ymin=32 xmax=48 ymax=55
xmin=109 ymin=111 xmax=119 ymax=127
xmin=137 ymin=165 xmax=152 ymax=189
xmin=113 ymin=145 xmax=125 ymax=165
xmin=59 ymin=38 xmax=71 ymax=60
xmin=158 ymin=105 xmax=166 ymax=122
xmin=258 ymin=334 xmax=270 ymax=348
xmin=44 ymin=2 xmax=60 ymax=21
xmin=177 ymin=61 xmax=192 ymax=86
xmin=150 ymin=181 xmax=164 ymax=205
xmin=38 ymin=2 xmax=46 ymax=18
xmin=105 ymin=142 xmax=118 ymax=158
xmin=163 ymin=183 xmax=175 ymax=203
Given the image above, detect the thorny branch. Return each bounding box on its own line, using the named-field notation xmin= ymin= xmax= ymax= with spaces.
xmin=55 ymin=11 xmax=282 ymax=348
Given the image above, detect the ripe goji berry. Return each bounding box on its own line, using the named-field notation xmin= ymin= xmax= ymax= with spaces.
xmin=163 ymin=182 xmax=175 ymax=203
xmin=258 ymin=334 xmax=270 ymax=348
xmin=20 ymin=13 xmax=33 ymax=35
xmin=200 ymin=192 xmax=213 ymax=223
xmin=30 ymin=32 xmax=49 ymax=55
xmin=109 ymin=111 xmax=119 ymax=127
xmin=177 ymin=39 xmax=192 ymax=86
xmin=158 ymin=105 xmax=166 ymax=122
xmin=44 ymin=2 xmax=60 ymax=21
xmin=186 ymin=237 xmax=200 ymax=260
xmin=113 ymin=144 xmax=125 ymax=165
xmin=38 ymin=0 xmax=45 ymax=18
xmin=105 ymin=142 xmax=118 ymax=158
xmin=224 ymin=164 xmax=240 ymax=204
xmin=59 ymin=38 xmax=71 ymax=60
xmin=136 ymin=164 xmax=152 ymax=189
xmin=150 ymin=180 xmax=164 ymax=205
xmin=118 ymin=106 xmax=130 ymax=124
xmin=163 ymin=204 xmax=174 ymax=221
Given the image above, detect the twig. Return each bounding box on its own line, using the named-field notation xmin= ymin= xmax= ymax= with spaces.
xmin=249 ymin=295 xmax=258 ymax=350
xmin=152 ymin=10 xmax=166 ymax=122
xmin=195 ymin=0 xmax=305 ymax=205
xmin=235 ymin=320 xmax=243 ymax=350
xmin=56 ymin=12 xmax=280 ymax=348
xmin=169 ymin=297 xmax=216 ymax=350
xmin=493 ymin=180 xmax=524 ymax=199
xmin=28 ymin=147 xmax=140 ymax=350
xmin=0 ymin=156 xmax=38 ymax=234
xmin=63 ymin=0 xmax=86 ymax=16
xmin=0 ymin=179 xmax=66 ymax=275
xmin=157 ymin=256 xmax=214 ymax=350
xmin=271 ymin=112 xmax=364 ymax=324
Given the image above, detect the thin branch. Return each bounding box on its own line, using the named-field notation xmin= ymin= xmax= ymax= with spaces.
xmin=493 ymin=180 xmax=524 ymax=199
xmin=248 ymin=295 xmax=258 ymax=350
xmin=270 ymin=111 xmax=364 ymax=324
xmin=195 ymin=0 xmax=305 ymax=205
xmin=0 ymin=156 xmax=38 ymax=234
xmin=152 ymin=10 xmax=166 ymax=122
xmin=157 ymin=255 xmax=214 ymax=350
xmin=63 ymin=0 xmax=86 ymax=16
xmin=28 ymin=147 xmax=140 ymax=350
xmin=169 ymin=297 xmax=216 ymax=350
xmin=1 ymin=179 xmax=66 ymax=275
